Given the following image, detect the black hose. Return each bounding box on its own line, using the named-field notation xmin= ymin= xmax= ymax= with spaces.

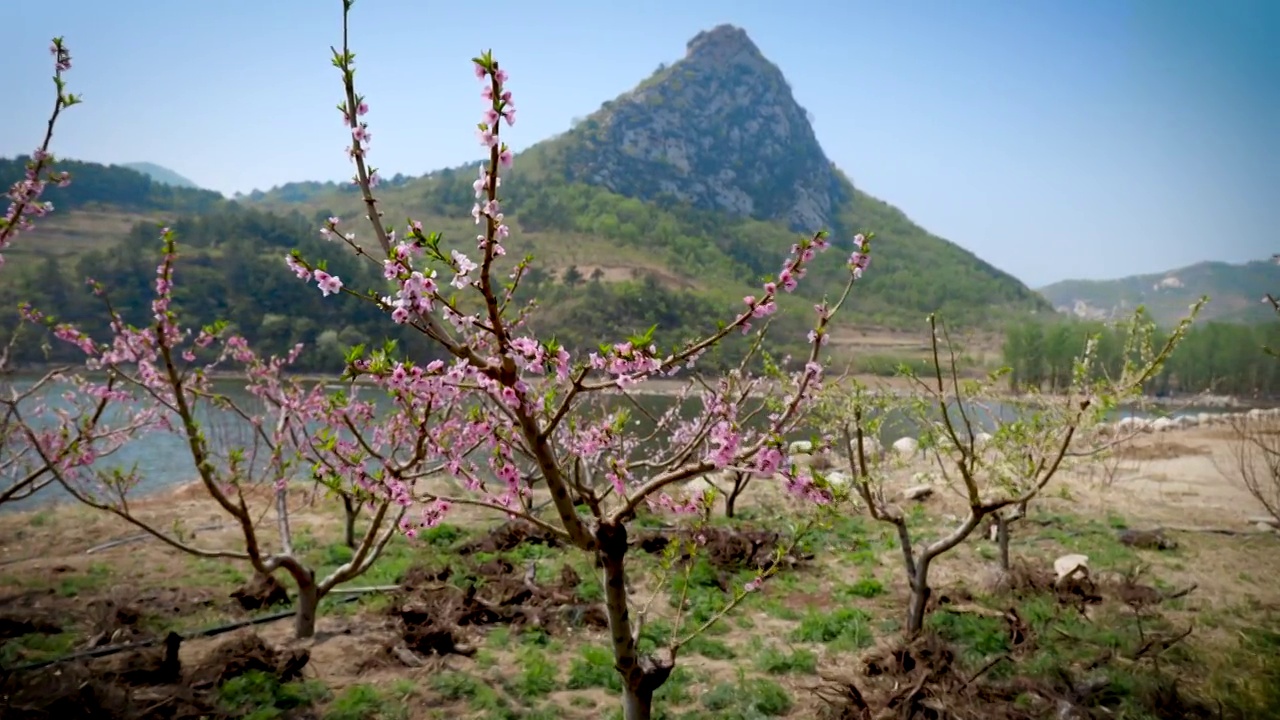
xmin=2 ymin=595 xmax=360 ymax=674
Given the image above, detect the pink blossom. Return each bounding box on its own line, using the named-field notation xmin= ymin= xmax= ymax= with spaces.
xmin=313 ymin=269 xmax=343 ymax=297
xmin=285 ymin=255 xmax=310 ymax=279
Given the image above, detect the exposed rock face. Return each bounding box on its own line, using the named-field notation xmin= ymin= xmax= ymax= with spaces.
xmin=560 ymin=24 xmax=850 ymax=233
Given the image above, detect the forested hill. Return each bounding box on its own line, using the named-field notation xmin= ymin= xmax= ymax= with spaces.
xmin=1039 ymin=259 xmax=1280 ymax=326
xmin=241 ymin=24 xmax=1052 ymax=328
xmin=0 ymin=202 xmax=818 ymax=373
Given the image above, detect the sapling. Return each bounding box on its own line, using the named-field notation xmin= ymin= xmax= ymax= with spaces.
xmin=18 ymin=228 xmax=427 ymax=639
xmin=1215 ymin=288 xmax=1280 ymax=526
xmin=280 ymin=3 xmax=874 ymax=716
xmin=1221 ymin=413 xmax=1280 ymax=527
xmin=817 ymin=305 xmax=1199 ymax=636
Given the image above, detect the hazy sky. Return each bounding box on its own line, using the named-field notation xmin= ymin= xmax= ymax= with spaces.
xmin=6 ymin=0 xmax=1277 ymax=288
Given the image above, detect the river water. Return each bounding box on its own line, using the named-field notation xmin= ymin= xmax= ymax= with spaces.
xmin=0 ymin=373 xmax=1230 ymax=513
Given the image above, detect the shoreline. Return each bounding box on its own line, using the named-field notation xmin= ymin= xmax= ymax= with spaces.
xmin=1 ymin=392 xmax=1267 ymax=518
xmin=3 ymin=364 xmax=1264 ymax=408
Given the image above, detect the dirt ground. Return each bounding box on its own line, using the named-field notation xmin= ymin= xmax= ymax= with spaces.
xmin=1069 ymin=423 xmax=1274 ymax=528
xmin=1 ymin=422 xmax=1278 ymax=719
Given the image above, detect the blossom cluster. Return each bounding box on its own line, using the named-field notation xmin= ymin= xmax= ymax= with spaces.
xmin=0 ymin=38 xmax=78 ymax=268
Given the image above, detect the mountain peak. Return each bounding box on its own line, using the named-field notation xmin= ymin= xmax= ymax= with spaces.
xmin=685 ymin=24 xmax=761 ymax=64
xmin=552 ymin=25 xmax=850 ymax=233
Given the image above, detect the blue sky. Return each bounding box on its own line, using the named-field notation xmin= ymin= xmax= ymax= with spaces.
xmin=5 ymin=0 xmax=1277 ymax=288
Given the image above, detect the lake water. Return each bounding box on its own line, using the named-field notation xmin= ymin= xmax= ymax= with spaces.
xmin=0 ymin=373 xmax=1232 ymax=513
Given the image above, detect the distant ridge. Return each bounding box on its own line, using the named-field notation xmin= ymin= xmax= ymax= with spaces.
xmin=1039 ymin=258 xmax=1280 ymax=325
xmin=121 ymin=162 xmax=202 ymax=190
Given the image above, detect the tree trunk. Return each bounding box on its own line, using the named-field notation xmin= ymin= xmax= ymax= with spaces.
xmin=597 ymin=522 xmax=672 ymax=720
xmin=996 ymin=513 xmax=1011 ymax=572
xmin=294 ymin=576 xmax=320 ymax=639
xmin=724 ymin=473 xmax=747 ymax=519
xmin=622 ymin=685 xmax=655 ymax=720
xmin=905 ymin=558 xmax=933 ymax=636
xmin=342 ymin=495 xmax=359 ymax=549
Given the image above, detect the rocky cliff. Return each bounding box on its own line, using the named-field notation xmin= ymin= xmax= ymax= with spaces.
xmin=557 ymin=24 xmax=850 ymax=233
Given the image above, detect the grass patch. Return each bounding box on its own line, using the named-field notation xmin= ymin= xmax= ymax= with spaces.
xmin=792 ymin=607 xmax=875 ymax=651
xmin=0 ymin=632 xmax=78 ymax=668
xmin=567 ymin=645 xmax=621 ymax=692
xmin=324 ymin=682 xmax=413 ymax=720
xmin=696 ymin=674 xmax=793 ymax=718
xmin=755 ymin=645 xmax=818 ymax=675
xmin=217 ymin=669 xmax=329 ymax=720
xmin=56 ymin=562 xmax=114 ymax=597
xmin=509 ymin=648 xmax=560 ymax=701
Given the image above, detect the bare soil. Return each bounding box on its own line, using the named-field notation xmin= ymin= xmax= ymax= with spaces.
xmin=0 ymin=424 xmax=1277 ymax=719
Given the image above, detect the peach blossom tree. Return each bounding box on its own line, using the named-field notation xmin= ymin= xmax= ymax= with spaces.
xmin=273 ymin=2 xmax=874 ymax=716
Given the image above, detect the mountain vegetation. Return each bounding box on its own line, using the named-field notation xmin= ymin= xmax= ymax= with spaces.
xmin=1039 ymin=259 xmax=1280 ymax=326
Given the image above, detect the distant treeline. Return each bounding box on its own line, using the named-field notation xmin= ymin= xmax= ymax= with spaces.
xmin=1002 ymin=318 xmax=1280 ymax=397
xmin=0 ymin=205 xmax=801 ymax=374
xmin=0 ymin=156 xmax=226 ymax=215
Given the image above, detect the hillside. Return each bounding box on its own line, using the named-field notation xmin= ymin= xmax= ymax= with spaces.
xmin=245 ymin=24 xmax=1051 ymax=331
xmin=1039 ymin=259 xmax=1280 ymax=326
xmin=3 ymin=25 xmax=1054 ymax=374
xmin=121 ymin=162 xmax=203 ymax=190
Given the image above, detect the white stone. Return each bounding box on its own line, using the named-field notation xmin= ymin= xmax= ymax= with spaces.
xmin=826 ymin=471 xmax=852 ymax=488
xmin=788 ymin=440 xmax=813 ymax=455
xmin=1053 ymin=554 xmax=1090 ymax=584
xmin=902 ymin=484 xmax=933 ymax=501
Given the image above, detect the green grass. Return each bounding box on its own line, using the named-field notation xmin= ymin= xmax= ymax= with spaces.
xmin=567 ymin=645 xmax=622 ymax=692
xmin=217 ymin=669 xmax=330 ymax=720
xmin=0 ymin=632 xmax=78 ymax=668
xmin=55 ymin=562 xmax=114 ymax=598
xmin=509 ymin=648 xmax=560 ymax=701
xmin=324 ymin=682 xmax=414 ymax=719
xmin=3 ymin=496 xmax=1278 ymax=720
xmin=696 ymin=674 xmax=793 ymax=718
xmin=754 ymin=645 xmax=818 ymax=675
xmin=791 ymin=607 xmax=875 ymax=651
